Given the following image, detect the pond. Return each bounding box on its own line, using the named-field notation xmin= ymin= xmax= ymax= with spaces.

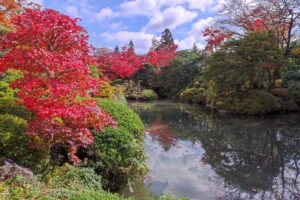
xmin=119 ymin=100 xmax=300 ymax=200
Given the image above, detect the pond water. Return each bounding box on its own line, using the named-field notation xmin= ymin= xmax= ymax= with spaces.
xmin=120 ymin=100 xmax=300 ymax=200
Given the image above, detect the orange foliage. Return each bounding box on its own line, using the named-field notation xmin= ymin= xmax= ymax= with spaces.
xmin=0 ymin=0 xmax=20 ymax=28
xmin=292 ymin=48 xmax=300 ymax=57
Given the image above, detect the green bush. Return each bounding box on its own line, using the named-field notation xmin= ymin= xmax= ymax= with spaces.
xmin=0 ymin=114 xmax=50 ymax=173
xmin=156 ymin=50 xmax=204 ymax=97
xmin=269 ymin=88 xmax=299 ymax=111
xmin=1 ymin=165 xmax=134 ymax=200
xmin=1 ymin=165 xmax=185 ymax=200
xmin=218 ymin=90 xmax=281 ymax=114
xmin=82 ymin=99 xmax=146 ymax=190
xmin=110 ymin=85 xmax=127 ymax=105
xmin=91 ymin=127 xmax=147 ymax=189
xmin=284 ymin=70 xmax=300 ymax=82
xmin=180 ymin=88 xmax=206 ymax=104
xmin=0 ymin=98 xmax=32 ymax=120
xmin=203 ymin=31 xmax=284 ymax=94
xmin=287 ymin=80 xmax=300 ymax=103
xmin=141 ymin=89 xmax=157 ymax=101
xmin=0 ymin=69 xmax=22 ymax=98
xmin=98 ymin=98 xmax=144 ymax=138
xmin=0 ymin=114 xmax=28 ymax=159
xmin=0 ymin=82 xmax=14 ymax=98
xmin=45 ymin=164 xmax=102 ymax=191
xmin=132 ymin=64 xmax=156 ymax=88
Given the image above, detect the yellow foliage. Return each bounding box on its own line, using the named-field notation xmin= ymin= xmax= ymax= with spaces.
xmin=241 ymin=80 xmax=251 ymax=91
xmin=292 ymin=48 xmax=300 ymax=57
xmin=53 ymin=116 xmax=64 ymax=125
xmin=0 ymin=0 xmax=20 ymax=30
xmin=97 ymin=83 xmax=113 ymax=98
xmin=275 ymin=79 xmax=283 ymax=87
xmin=0 ymin=181 xmax=8 ymax=193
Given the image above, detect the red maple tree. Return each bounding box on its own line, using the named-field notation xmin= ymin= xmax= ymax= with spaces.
xmin=0 ymin=9 xmax=114 ymax=163
xmin=95 ymin=44 xmax=178 ymax=79
xmin=203 ymin=27 xmax=233 ymax=52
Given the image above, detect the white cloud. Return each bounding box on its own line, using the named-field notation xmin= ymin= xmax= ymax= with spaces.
xmin=101 ymin=31 xmax=155 ymax=52
xmin=178 ymin=17 xmax=214 ymax=50
xmin=66 ymin=6 xmax=80 ymax=18
xmin=143 ymin=6 xmax=198 ymax=32
xmin=110 ymin=22 xmax=128 ymax=31
xmin=44 ymin=0 xmax=223 ymax=51
xmin=120 ymin=0 xmax=225 ymax=16
xmin=95 ymin=7 xmax=115 ymax=21
xmin=187 ymin=0 xmax=225 ymax=12
xmin=120 ymin=0 xmax=159 ymax=16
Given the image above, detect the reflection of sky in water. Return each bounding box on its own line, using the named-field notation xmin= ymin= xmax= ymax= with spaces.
xmin=124 ymin=101 xmax=300 ymax=200
xmin=144 ymin=133 xmax=224 ymax=200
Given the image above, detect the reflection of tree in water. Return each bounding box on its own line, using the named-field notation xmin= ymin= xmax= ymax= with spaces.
xmin=187 ymin=109 xmax=300 ymax=200
xmin=149 ymin=117 xmax=177 ymax=150
xmin=130 ymin=102 xmax=300 ymax=200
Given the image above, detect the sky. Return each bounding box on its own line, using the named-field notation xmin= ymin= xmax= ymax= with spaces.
xmin=33 ymin=0 xmax=225 ymax=53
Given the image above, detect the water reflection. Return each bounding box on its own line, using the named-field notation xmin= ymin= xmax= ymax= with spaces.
xmin=123 ymin=101 xmax=300 ymax=200
xmin=149 ymin=117 xmax=178 ymax=150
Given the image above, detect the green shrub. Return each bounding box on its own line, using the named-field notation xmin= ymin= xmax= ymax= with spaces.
xmin=98 ymin=98 xmax=144 ymax=138
xmin=218 ymin=90 xmax=281 ymax=114
xmin=141 ymin=89 xmax=157 ymax=101
xmin=110 ymin=85 xmax=127 ymax=105
xmin=287 ymin=81 xmax=300 ymax=103
xmin=281 ymin=71 xmax=300 ymax=104
xmin=82 ymin=99 xmax=146 ymax=190
xmin=0 ymin=69 xmax=22 ymax=98
xmin=0 ymin=114 xmax=50 ymax=173
xmin=269 ymin=88 xmax=299 ymax=111
xmin=284 ymin=70 xmax=300 ymax=82
xmin=180 ymin=88 xmax=206 ymax=104
xmin=91 ymin=127 xmax=147 ymax=189
xmin=155 ymin=50 xmax=204 ymax=97
xmin=1 ymin=165 xmax=185 ymax=200
xmin=45 ymin=164 xmax=102 ymax=191
xmin=0 ymin=82 xmax=14 ymax=98
xmin=0 ymin=98 xmax=32 ymax=120
xmin=0 ymin=114 xmax=28 ymax=160
xmin=1 ymin=165 xmax=134 ymax=200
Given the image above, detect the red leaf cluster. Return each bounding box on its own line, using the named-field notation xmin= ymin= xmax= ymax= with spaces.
xmin=0 ymin=9 xmax=115 ymax=163
xmin=203 ymin=27 xmax=233 ymax=52
xmin=96 ymin=45 xmax=178 ymax=79
xmin=251 ymin=19 xmax=267 ymax=32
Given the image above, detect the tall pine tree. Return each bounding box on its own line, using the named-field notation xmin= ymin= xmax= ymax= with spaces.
xmin=114 ymin=45 xmax=120 ymax=53
xmin=129 ymin=40 xmax=135 ymax=52
xmin=160 ymin=28 xmax=174 ymax=46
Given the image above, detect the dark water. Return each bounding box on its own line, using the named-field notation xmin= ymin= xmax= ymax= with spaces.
xmin=120 ymin=101 xmax=300 ymax=200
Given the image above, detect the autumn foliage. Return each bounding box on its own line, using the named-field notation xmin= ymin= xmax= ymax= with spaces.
xmin=0 ymin=0 xmax=20 ymax=28
xmin=0 ymin=9 xmax=115 ymax=163
xmin=203 ymin=27 xmax=233 ymax=52
xmin=95 ymin=44 xmax=178 ymax=79
xmin=250 ymin=19 xmax=267 ymax=32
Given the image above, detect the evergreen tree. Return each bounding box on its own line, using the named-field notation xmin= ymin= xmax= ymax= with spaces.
xmin=114 ymin=46 xmax=120 ymax=53
xmin=160 ymin=28 xmax=174 ymax=46
xmin=150 ymin=37 xmax=160 ymax=51
xmin=128 ymin=40 xmax=135 ymax=52
xmin=192 ymin=43 xmax=199 ymax=53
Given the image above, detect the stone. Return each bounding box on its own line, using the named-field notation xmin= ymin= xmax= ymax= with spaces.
xmin=0 ymin=159 xmax=33 ymax=181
